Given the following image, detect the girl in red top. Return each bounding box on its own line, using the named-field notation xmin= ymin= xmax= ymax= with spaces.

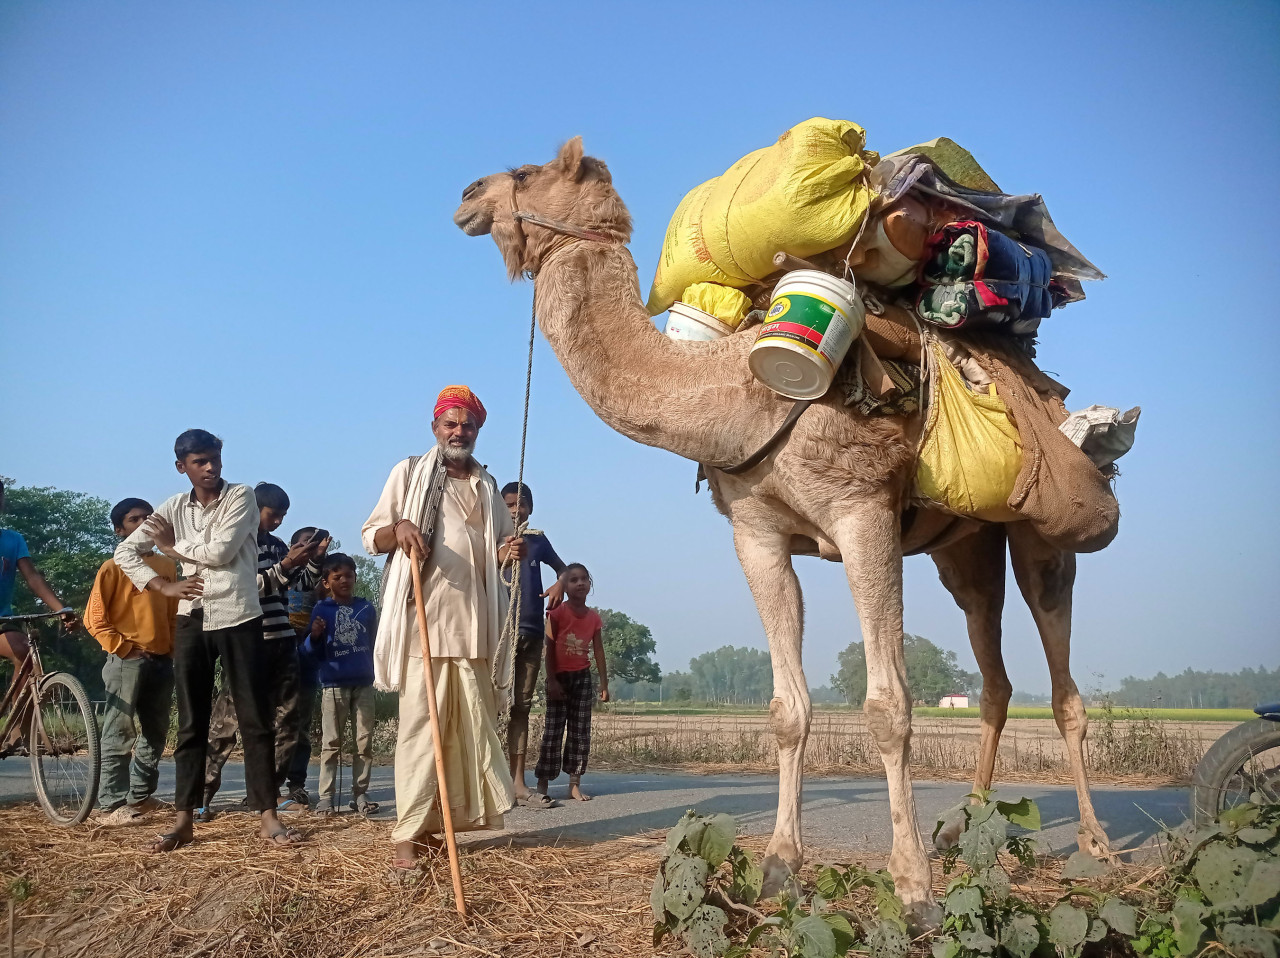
xmin=535 ymin=563 xmax=609 ymax=801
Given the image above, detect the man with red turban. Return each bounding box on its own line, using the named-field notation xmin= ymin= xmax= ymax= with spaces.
xmin=362 ymin=385 xmax=524 ymax=870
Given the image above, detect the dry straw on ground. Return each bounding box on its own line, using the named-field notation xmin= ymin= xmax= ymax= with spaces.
xmin=1 ymin=805 xmax=1159 ymax=958
xmin=0 ymin=807 xmax=662 ymax=958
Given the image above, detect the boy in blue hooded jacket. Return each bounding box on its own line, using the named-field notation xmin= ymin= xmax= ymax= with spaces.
xmin=307 ymin=553 xmax=378 ymax=816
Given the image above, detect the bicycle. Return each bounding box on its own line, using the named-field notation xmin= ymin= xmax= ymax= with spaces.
xmin=0 ymin=611 xmax=101 ymax=825
xmin=1190 ymin=702 xmax=1280 ymax=824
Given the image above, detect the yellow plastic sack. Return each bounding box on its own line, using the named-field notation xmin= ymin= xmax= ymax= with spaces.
xmin=680 ymin=283 xmax=750 ymax=328
xmin=647 ymin=117 xmax=875 ymax=315
xmin=916 ymin=343 xmax=1022 ymax=521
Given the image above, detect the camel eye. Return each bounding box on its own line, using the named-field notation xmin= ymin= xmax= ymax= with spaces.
xmin=514 ymin=170 xmax=529 ymax=183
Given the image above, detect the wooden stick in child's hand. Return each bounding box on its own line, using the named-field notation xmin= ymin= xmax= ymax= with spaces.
xmin=408 ymin=545 xmax=467 ymax=918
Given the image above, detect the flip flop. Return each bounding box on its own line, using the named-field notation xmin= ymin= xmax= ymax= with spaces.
xmin=517 ymin=792 xmax=557 ymax=809
xmin=147 ymin=832 xmax=192 ymax=854
xmin=261 ymin=826 xmax=305 ymax=848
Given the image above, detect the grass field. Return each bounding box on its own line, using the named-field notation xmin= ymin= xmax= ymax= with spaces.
xmin=607 ymin=703 xmax=1256 ymax=722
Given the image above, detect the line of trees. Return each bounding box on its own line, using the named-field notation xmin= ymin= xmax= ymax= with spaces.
xmin=1107 ymin=666 xmax=1279 ymax=709
xmin=610 ymin=646 xmax=773 ymax=705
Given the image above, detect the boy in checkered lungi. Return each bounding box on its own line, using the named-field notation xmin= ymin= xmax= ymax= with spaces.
xmin=535 ymin=564 xmax=610 ymax=802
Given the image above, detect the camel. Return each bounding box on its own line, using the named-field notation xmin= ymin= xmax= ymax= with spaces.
xmin=453 ymin=138 xmax=1113 ymax=923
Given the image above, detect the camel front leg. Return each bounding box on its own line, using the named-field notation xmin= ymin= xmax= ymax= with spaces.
xmin=930 ymin=524 xmax=1010 ymax=849
xmin=830 ymin=500 xmax=938 ymax=927
xmin=731 ymin=523 xmax=808 ymax=895
xmin=1007 ymin=522 xmax=1112 ymax=859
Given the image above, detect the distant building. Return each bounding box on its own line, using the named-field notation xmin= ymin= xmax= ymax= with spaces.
xmin=938 ymin=694 xmax=969 ymax=709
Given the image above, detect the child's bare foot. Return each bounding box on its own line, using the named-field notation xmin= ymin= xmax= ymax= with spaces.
xmin=569 ymin=780 xmax=592 ymax=802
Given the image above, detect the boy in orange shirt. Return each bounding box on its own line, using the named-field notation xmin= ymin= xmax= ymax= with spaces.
xmin=85 ymin=498 xmax=182 ymax=824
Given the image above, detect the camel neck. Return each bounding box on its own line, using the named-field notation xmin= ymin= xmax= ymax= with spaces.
xmin=531 ymin=244 xmax=766 ymax=466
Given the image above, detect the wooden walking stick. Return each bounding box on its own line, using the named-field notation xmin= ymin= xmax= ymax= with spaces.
xmin=408 ymin=546 xmax=468 ymax=918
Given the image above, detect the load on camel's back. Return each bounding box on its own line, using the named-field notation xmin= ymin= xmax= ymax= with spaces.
xmin=453 ymin=125 xmax=1137 ymax=928
xmin=648 ymin=116 xmax=1139 ymax=553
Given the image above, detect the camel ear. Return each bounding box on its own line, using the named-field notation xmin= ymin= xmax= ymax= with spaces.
xmin=554 ymin=136 xmax=585 ymax=180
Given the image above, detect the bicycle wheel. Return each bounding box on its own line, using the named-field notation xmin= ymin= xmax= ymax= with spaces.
xmin=1190 ymin=718 xmax=1280 ymax=825
xmin=29 ymin=672 xmax=100 ymax=825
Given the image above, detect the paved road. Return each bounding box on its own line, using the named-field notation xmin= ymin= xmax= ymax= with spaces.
xmin=0 ymin=759 xmax=1188 ymax=858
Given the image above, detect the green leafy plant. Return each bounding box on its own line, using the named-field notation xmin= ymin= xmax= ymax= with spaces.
xmin=1132 ymin=798 xmax=1280 ymax=958
xmin=931 ymin=792 xmax=1050 ymax=958
xmin=650 ymin=812 xmax=909 ymax=958
xmin=650 ymin=811 xmax=742 ymax=957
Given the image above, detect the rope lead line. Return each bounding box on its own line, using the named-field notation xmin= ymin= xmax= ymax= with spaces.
xmin=493 ymin=297 xmax=539 ymax=706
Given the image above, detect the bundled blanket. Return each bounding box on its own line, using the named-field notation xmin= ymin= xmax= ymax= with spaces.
xmin=917 ymin=221 xmax=1056 ymax=334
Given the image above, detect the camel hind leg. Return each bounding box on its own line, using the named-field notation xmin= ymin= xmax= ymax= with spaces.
xmin=929 ymin=523 xmax=1010 ymax=849
xmin=730 ymin=522 xmax=809 ymax=894
xmin=1007 ymin=521 xmax=1113 ymax=859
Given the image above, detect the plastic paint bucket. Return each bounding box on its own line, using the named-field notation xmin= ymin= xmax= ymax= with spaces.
xmin=749 ymin=270 xmax=865 ymax=399
xmin=664 ymin=301 xmax=734 ymax=341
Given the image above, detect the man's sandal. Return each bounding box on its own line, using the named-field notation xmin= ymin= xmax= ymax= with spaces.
xmin=261 ymin=826 xmax=305 ymax=848
xmin=350 ymin=797 xmax=380 ymax=816
xmin=147 ymin=832 xmax=192 ymax=854
xmin=517 ymin=792 xmax=556 ymax=809
xmin=193 ymin=806 xmax=217 ymax=823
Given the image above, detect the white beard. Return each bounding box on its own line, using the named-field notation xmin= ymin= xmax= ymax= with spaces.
xmin=439 ymin=439 xmax=475 ymax=463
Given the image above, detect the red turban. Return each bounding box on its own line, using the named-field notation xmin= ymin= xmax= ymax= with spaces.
xmin=433 ymin=385 xmax=487 ymax=427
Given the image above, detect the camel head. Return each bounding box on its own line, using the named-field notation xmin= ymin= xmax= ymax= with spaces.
xmin=453 ymin=137 xmax=632 ymax=279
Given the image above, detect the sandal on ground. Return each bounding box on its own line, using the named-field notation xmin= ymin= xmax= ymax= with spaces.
xmin=147 ymin=831 xmax=192 ymax=854
xmin=193 ymin=806 xmax=217 ymax=823
xmin=387 ymin=858 xmax=421 ymax=883
xmin=350 ymin=796 xmax=380 ymax=816
xmin=313 ymin=801 xmax=336 ymax=818
xmin=516 ymin=792 xmax=557 ymax=809
xmin=286 ymin=786 xmax=311 ymax=807
xmin=276 ymin=798 xmax=306 ymax=813
xmin=261 ymin=825 xmax=305 ymax=847
xmin=99 ymin=804 xmax=144 ymax=827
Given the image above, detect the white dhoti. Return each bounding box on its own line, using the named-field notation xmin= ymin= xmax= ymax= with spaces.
xmin=391 ymin=650 xmax=514 ymax=842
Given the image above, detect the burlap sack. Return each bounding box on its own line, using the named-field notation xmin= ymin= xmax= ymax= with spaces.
xmin=964 ymin=335 xmax=1120 ymax=553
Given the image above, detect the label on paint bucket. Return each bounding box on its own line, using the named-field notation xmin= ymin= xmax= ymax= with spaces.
xmin=759 ymin=293 xmax=854 ymax=369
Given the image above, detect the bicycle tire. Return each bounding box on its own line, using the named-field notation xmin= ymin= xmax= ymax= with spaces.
xmin=1190 ymin=718 xmax=1280 ymax=825
xmin=29 ymin=671 xmax=101 ymax=826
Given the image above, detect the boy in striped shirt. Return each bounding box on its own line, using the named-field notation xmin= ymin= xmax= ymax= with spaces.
xmin=199 ymin=483 xmax=327 ymax=815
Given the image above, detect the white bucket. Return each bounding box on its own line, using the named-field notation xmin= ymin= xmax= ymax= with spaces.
xmin=749 ymin=270 xmax=865 ymax=399
xmin=664 ymin=301 xmax=734 ymax=341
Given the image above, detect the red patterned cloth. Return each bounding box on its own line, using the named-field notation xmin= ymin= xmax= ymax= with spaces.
xmin=433 ymin=385 xmax=487 ymax=427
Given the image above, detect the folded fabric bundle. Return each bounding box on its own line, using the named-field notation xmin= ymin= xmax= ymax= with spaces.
xmin=916 ymin=221 xmax=1055 ymax=334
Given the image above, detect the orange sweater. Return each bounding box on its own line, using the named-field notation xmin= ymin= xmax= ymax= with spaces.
xmin=85 ymin=555 xmax=179 ymax=657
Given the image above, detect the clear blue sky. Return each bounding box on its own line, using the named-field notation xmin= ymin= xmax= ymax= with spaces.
xmin=2 ymin=1 xmax=1277 ymax=695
